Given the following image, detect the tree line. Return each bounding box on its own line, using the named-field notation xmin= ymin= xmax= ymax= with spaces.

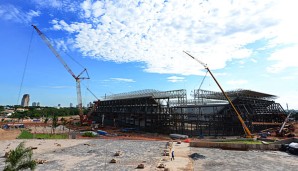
xmin=1 ymin=106 xmax=88 ymax=119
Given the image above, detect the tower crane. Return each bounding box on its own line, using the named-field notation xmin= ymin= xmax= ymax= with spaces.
xmin=32 ymin=25 xmax=89 ymax=125
xmin=184 ymin=51 xmax=253 ymax=138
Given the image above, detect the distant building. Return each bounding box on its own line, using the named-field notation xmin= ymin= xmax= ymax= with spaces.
xmin=37 ymin=102 xmax=40 ymax=106
xmin=21 ymin=94 xmax=30 ymax=107
xmin=32 ymin=102 xmax=37 ymax=106
xmin=70 ymin=103 xmax=73 ymax=108
xmin=87 ymin=102 xmax=93 ymax=108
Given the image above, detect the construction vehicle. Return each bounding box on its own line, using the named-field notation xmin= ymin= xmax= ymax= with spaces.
xmin=85 ymin=100 xmax=100 ymax=125
xmin=276 ymin=111 xmax=295 ymax=137
xmin=184 ymin=51 xmax=253 ymax=138
xmin=32 ymin=25 xmax=89 ymax=125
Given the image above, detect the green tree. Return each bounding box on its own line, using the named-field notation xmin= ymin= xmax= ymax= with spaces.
xmin=52 ymin=114 xmax=58 ymax=134
xmin=0 ymin=105 xmax=4 ymax=112
xmin=44 ymin=118 xmax=49 ymax=124
xmin=4 ymin=142 xmax=36 ymax=171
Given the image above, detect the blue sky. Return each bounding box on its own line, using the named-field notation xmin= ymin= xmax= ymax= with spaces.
xmin=0 ymin=0 xmax=298 ymax=109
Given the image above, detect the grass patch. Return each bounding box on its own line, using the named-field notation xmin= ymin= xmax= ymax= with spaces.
xmin=18 ymin=130 xmax=34 ymax=139
xmin=18 ymin=130 xmax=68 ymax=139
xmin=35 ymin=134 xmax=68 ymax=139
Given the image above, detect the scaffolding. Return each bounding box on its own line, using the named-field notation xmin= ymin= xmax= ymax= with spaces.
xmin=91 ymin=89 xmax=286 ymax=137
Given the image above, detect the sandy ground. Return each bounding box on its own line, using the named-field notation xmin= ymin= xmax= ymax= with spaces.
xmin=0 ymin=139 xmax=173 ymax=171
xmin=160 ymin=141 xmax=193 ymax=171
xmin=1 ymin=127 xmax=297 ymax=171
xmin=0 ymin=129 xmax=21 ymax=140
xmin=1 ymin=139 xmax=297 ymax=171
xmin=191 ymin=147 xmax=298 ymax=171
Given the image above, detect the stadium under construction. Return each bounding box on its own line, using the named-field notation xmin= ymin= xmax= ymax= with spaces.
xmin=90 ymin=89 xmax=286 ymax=137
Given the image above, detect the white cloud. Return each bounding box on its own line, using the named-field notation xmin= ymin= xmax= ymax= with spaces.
xmin=51 ymin=0 xmax=298 ymax=75
xmin=227 ymin=80 xmax=248 ymax=86
xmin=167 ymin=76 xmax=185 ymax=83
xmin=266 ymin=45 xmax=298 ymax=73
xmin=111 ymin=78 xmax=135 ymax=83
xmin=0 ymin=4 xmax=40 ymax=23
xmin=281 ymin=76 xmax=295 ymax=80
xmin=54 ymin=39 xmax=68 ymax=51
xmin=32 ymin=0 xmax=78 ymax=12
xmin=250 ymin=59 xmax=257 ymax=63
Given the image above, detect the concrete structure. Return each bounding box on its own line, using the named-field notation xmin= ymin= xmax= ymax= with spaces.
xmin=21 ymin=94 xmax=30 ymax=107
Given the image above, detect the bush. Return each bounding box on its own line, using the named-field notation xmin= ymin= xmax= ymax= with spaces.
xmin=82 ymin=132 xmax=96 ymax=137
xmin=4 ymin=142 xmax=36 ymax=171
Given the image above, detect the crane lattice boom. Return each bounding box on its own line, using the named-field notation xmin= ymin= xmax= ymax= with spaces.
xmin=32 ymin=25 xmax=89 ymax=124
xmin=184 ymin=51 xmax=253 ymax=138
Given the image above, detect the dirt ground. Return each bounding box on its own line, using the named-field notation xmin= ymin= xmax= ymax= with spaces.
xmin=1 ymin=121 xmax=297 ymax=171
xmin=0 ymin=129 xmax=21 ymax=140
xmin=0 ymin=139 xmax=192 ymax=171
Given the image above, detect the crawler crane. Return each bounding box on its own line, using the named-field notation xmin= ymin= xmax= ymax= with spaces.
xmin=184 ymin=51 xmax=253 ymax=138
xmin=32 ymin=25 xmax=89 ymax=125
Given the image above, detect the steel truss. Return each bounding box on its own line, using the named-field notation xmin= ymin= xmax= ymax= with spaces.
xmin=91 ymin=89 xmax=286 ymax=137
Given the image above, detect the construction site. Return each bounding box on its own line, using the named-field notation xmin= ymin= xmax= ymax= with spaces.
xmin=90 ymin=88 xmax=287 ymax=137
xmin=1 ymin=23 xmax=298 ymax=170
xmin=27 ymin=25 xmax=295 ymax=139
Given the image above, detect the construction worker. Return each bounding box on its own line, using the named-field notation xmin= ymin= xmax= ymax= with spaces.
xmin=171 ymin=150 xmax=175 ymax=161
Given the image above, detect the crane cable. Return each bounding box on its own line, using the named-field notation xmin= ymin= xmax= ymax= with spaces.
xmin=64 ymin=51 xmax=86 ymax=70
xmin=17 ymin=28 xmax=34 ymax=105
xmin=198 ymin=70 xmax=208 ymax=91
xmin=63 ymin=51 xmax=93 ymax=103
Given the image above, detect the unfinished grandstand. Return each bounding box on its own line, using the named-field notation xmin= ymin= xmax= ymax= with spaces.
xmin=91 ymin=89 xmax=286 ymax=137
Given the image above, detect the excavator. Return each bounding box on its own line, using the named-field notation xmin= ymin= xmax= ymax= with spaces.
xmin=32 ymin=25 xmax=94 ymax=125
xmin=184 ymin=51 xmax=253 ymax=138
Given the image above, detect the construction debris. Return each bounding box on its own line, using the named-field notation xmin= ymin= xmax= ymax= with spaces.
xmin=137 ymin=163 xmax=144 ymax=169
xmin=157 ymin=163 xmax=165 ymax=168
xmin=54 ymin=143 xmax=61 ymax=147
xmin=35 ymin=159 xmax=47 ymax=164
xmin=114 ymin=151 xmax=122 ymax=156
xmin=110 ymin=159 xmax=117 ymax=163
xmin=189 ymin=153 xmax=206 ymax=160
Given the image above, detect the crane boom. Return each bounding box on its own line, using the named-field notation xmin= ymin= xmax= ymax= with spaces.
xmin=32 ymin=25 xmax=89 ymax=124
xmin=32 ymin=25 xmax=77 ymax=78
xmin=184 ymin=51 xmax=253 ymax=138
